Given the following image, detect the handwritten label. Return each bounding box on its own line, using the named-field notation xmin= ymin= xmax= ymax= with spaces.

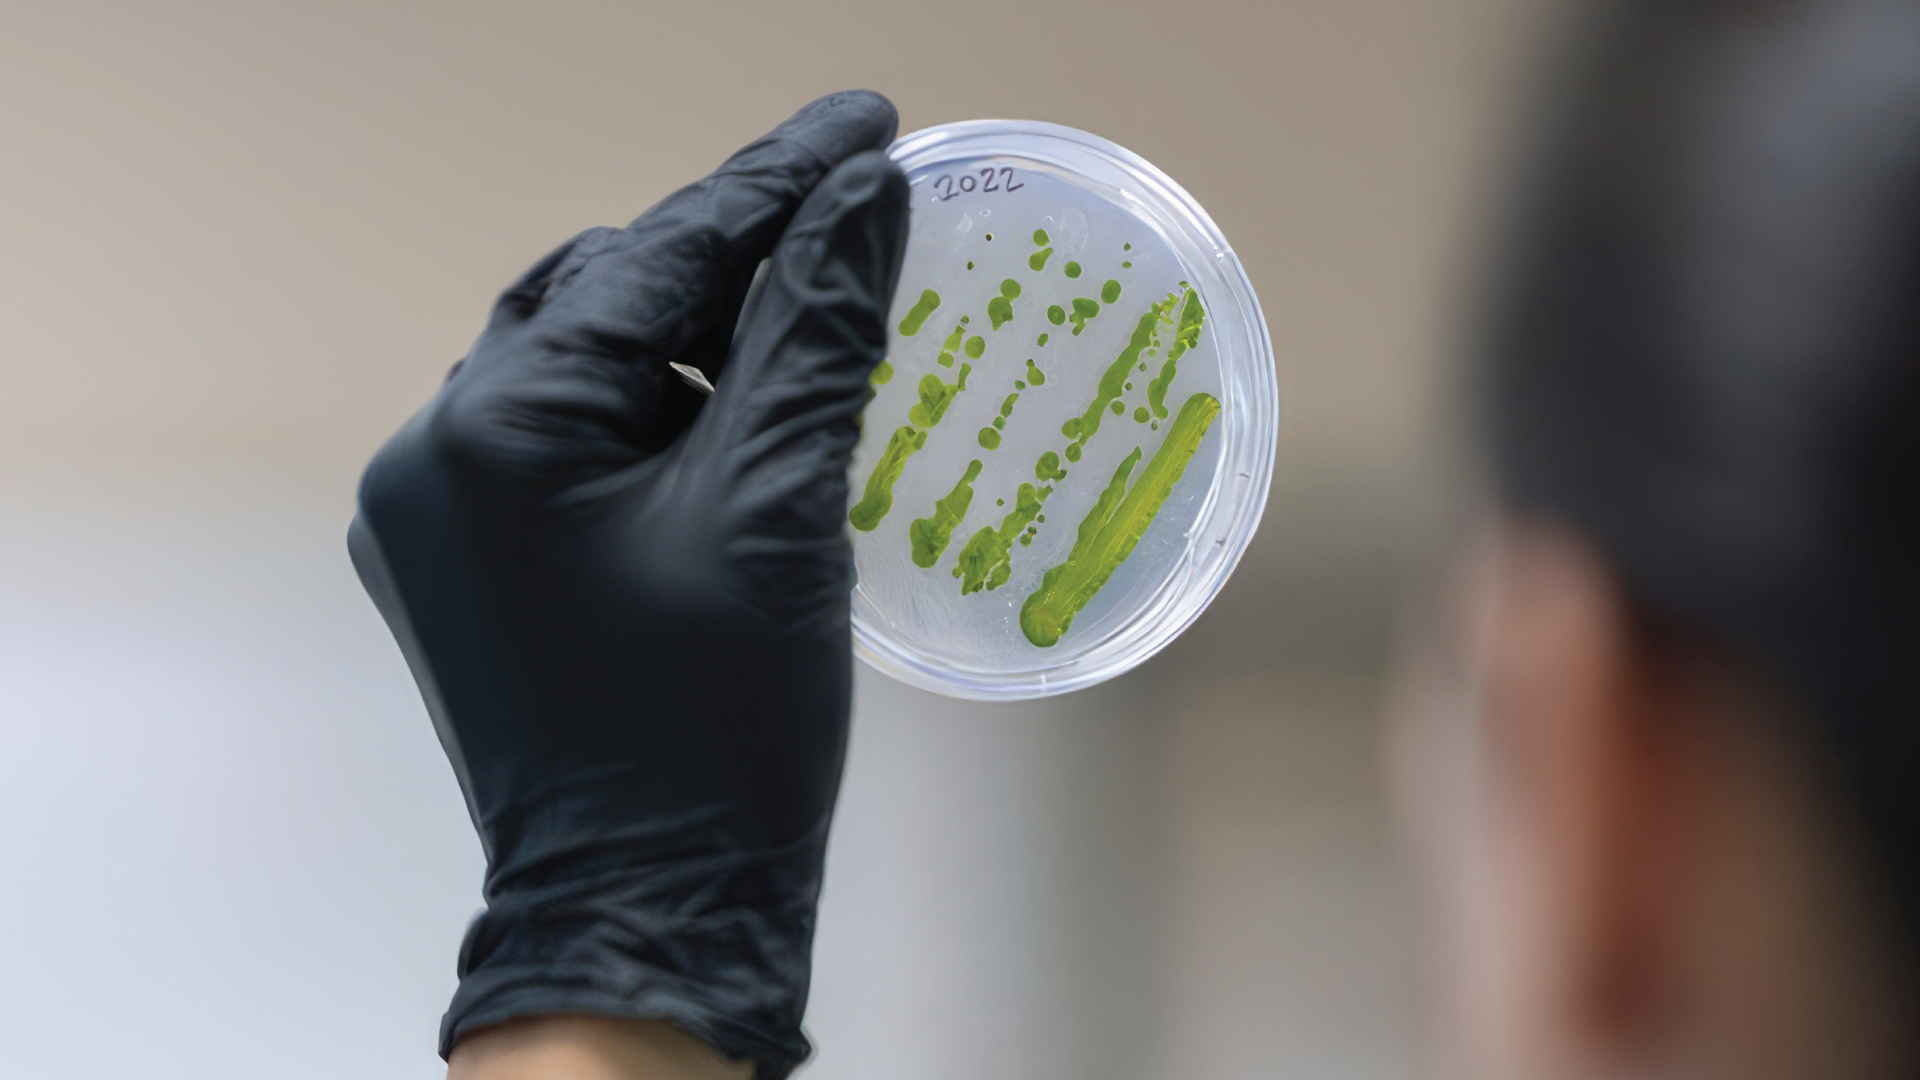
xmin=930 ymin=167 xmax=1025 ymax=202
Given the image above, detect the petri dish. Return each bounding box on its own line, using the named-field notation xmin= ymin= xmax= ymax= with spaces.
xmin=848 ymin=120 xmax=1276 ymax=700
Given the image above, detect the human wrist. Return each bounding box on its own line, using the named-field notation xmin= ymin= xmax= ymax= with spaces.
xmin=448 ymin=1015 xmax=752 ymax=1080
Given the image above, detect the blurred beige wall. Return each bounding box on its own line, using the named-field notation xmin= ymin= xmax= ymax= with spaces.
xmin=1 ymin=0 xmax=1530 ymax=476
xmin=0 ymin=2 xmax=1553 ymax=1077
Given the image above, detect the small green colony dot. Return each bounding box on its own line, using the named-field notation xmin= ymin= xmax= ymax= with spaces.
xmin=1064 ymin=261 xmax=1082 ymax=278
xmin=1124 ymin=242 xmax=1132 ymax=250
xmin=1122 ymin=261 xmax=1132 ymax=268
xmin=985 ymin=233 xmax=993 ymax=240
xmin=1134 ymin=406 xmax=1150 ymax=423
xmin=1038 ymin=333 xmax=1049 ymax=346
xmin=1032 ymin=229 xmax=1049 ymax=245
xmin=967 ymin=261 xmax=974 ymax=269
xmin=1110 ymin=400 xmax=1123 ymax=414
xmin=1015 ymin=381 xmax=1026 ymax=390
xmin=997 ymin=498 xmax=1005 ymax=506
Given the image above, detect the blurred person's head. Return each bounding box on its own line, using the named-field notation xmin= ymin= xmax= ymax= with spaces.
xmin=1399 ymin=1 xmax=1920 ymax=1078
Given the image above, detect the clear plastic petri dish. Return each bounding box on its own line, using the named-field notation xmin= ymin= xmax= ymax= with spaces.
xmin=848 ymin=120 xmax=1276 ymax=700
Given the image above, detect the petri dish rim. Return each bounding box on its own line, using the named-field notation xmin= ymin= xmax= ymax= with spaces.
xmin=854 ymin=119 xmax=1278 ymax=701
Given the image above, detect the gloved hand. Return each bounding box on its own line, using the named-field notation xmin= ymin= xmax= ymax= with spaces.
xmin=347 ymin=91 xmax=909 ymax=1078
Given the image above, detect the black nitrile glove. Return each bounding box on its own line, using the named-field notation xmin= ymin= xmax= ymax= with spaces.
xmin=347 ymin=91 xmax=909 ymax=1078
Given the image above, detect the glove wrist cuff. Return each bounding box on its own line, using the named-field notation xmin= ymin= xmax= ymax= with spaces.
xmin=440 ymin=818 xmax=829 ymax=1080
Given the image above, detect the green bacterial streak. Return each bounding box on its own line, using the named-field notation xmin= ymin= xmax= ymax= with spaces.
xmin=1025 ymin=359 xmax=1046 ymax=385
xmin=909 ymin=459 xmax=983 ymax=567
xmin=1019 ymin=392 xmax=1222 ymax=646
xmin=848 ymin=425 xmax=928 ymax=531
xmin=987 ymin=279 xmax=1022 ymax=330
xmin=937 ymin=324 xmax=964 ymax=367
xmin=897 ymin=289 xmax=941 ymax=336
xmin=1069 ymin=297 xmax=1100 ymax=336
xmin=1101 ymin=279 xmax=1122 ymax=304
xmin=1065 ymin=261 xmax=1082 ymax=278
xmin=908 ymin=364 xmax=970 ymax=427
xmin=1029 ymin=247 xmax=1053 ymax=271
xmin=1036 ymin=451 xmax=1067 ymax=481
xmin=965 ymin=335 xmax=985 ymax=359
xmin=1148 ymin=288 xmax=1207 ymax=419
xmin=954 ymin=482 xmax=1052 ymax=594
xmin=1058 ymin=292 xmax=1179 ymax=462
xmin=1047 ymin=305 xmax=1066 ymax=326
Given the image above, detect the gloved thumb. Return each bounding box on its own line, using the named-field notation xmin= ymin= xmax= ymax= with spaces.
xmin=689 ymin=150 xmax=910 ymax=531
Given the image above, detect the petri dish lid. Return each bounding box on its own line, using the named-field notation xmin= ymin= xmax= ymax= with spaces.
xmin=848 ymin=120 xmax=1276 ymax=701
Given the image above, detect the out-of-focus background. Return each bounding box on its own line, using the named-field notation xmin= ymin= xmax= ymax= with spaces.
xmin=0 ymin=2 xmax=1545 ymax=1076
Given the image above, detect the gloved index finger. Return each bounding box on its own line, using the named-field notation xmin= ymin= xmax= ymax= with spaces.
xmin=531 ymin=91 xmax=899 ymax=340
xmin=629 ymin=90 xmax=900 ymax=252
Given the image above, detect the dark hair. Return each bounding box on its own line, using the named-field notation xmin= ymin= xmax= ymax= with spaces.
xmin=1479 ymin=0 xmax=1920 ymax=942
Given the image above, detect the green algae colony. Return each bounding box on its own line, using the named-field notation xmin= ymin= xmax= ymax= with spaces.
xmin=909 ymin=459 xmax=983 ymax=567
xmin=898 ymin=289 xmax=941 ymax=336
xmin=1037 ymin=333 xmax=1049 ymax=346
xmin=978 ymin=427 xmax=1001 ymax=449
xmin=1019 ymin=392 xmax=1222 ymax=646
xmin=908 ymin=364 xmax=970 ymax=428
xmin=1030 ymin=247 xmax=1053 ymax=271
xmin=937 ymin=324 xmax=964 ymax=367
xmin=965 ymin=335 xmax=986 ymax=359
xmin=1047 ymin=305 xmax=1066 ymax=326
xmin=1101 ymin=279 xmax=1122 ymax=304
xmin=1147 ymin=289 xmax=1206 ymax=420
xmin=1036 ymin=451 xmax=1068 ymax=482
xmin=871 ymin=359 xmax=894 ymax=386
xmin=987 ymin=279 xmax=1022 ymax=330
xmin=848 ymin=425 xmax=928 ymax=531
xmin=1033 ymin=229 xmax=1050 ymax=245
xmin=1134 ymin=406 xmax=1150 ymax=423
xmin=954 ymin=482 xmax=1051 ymax=594
xmin=1064 ymin=261 xmax=1082 ymax=278
xmin=1025 ymin=359 xmax=1046 ymax=385
xmin=1059 ymin=289 xmax=1191 ymax=462
xmin=1069 ymin=297 xmax=1100 ymax=336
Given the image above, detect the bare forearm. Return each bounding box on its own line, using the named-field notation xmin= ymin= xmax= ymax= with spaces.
xmin=447 ymin=1017 xmax=752 ymax=1080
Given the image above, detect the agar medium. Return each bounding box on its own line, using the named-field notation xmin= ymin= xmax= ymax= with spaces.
xmin=848 ymin=120 xmax=1276 ymax=700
